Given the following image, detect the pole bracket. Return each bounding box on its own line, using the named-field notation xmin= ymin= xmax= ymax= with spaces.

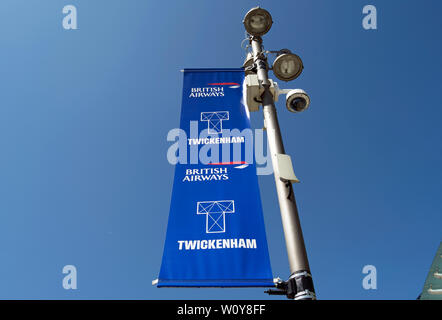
xmin=275 ymin=153 xmax=300 ymax=184
xmin=265 ymin=271 xmax=316 ymax=300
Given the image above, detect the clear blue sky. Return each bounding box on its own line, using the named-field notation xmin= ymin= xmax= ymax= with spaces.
xmin=0 ymin=0 xmax=441 ymax=300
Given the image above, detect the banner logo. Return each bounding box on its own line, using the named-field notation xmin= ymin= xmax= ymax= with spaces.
xmin=201 ymin=111 xmax=229 ymax=134
xmin=189 ymin=83 xmax=240 ymax=98
xmin=197 ymin=200 xmax=235 ymax=233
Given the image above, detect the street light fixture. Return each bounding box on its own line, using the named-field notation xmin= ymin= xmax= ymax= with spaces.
xmin=273 ymin=52 xmax=304 ymax=82
xmin=243 ymin=7 xmax=273 ymax=36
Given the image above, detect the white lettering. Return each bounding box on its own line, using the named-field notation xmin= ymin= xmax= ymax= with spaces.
xmin=176 ymin=239 xmax=257 ymax=250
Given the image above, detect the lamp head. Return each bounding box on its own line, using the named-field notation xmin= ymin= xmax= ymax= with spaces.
xmin=273 ymin=52 xmax=304 ymax=82
xmin=243 ymin=7 xmax=273 ymax=37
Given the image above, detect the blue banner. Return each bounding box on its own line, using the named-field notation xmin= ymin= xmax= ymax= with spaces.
xmin=157 ymin=69 xmax=273 ymax=287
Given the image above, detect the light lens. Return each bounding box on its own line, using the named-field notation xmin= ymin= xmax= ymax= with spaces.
xmin=291 ymin=97 xmax=307 ymax=112
xmin=243 ymin=7 xmax=272 ymax=36
xmin=273 ymin=53 xmax=303 ymax=81
xmin=280 ymin=59 xmax=296 ymax=76
xmin=249 ymin=14 xmax=266 ymax=32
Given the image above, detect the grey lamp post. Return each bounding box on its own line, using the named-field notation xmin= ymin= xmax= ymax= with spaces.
xmin=243 ymin=7 xmax=316 ymax=300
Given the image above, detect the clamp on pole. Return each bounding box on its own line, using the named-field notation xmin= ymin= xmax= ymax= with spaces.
xmin=265 ymin=271 xmax=316 ymax=300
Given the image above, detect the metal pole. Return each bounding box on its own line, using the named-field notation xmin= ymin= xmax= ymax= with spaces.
xmin=250 ymin=36 xmax=316 ymax=300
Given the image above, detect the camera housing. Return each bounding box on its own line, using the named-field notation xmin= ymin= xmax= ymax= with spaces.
xmin=285 ymin=89 xmax=310 ymax=113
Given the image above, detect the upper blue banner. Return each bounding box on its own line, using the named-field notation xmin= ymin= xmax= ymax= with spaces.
xmin=157 ymin=68 xmax=273 ymax=287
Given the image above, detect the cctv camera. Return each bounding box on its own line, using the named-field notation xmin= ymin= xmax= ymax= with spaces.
xmin=286 ymin=89 xmax=310 ymax=113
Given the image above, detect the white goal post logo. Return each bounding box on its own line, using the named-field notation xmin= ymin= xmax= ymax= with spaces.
xmin=196 ymin=200 xmax=235 ymax=233
xmin=200 ymin=111 xmax=229 ymax=134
